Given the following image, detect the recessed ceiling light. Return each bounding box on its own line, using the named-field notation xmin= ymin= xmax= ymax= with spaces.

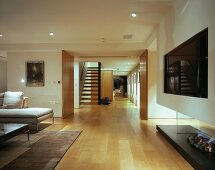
xmin=49 ymin=32 xmax=54 ymax=36
xmin=131 ymin=12 xmax=137 ymax=18
xmin=0 ymin=34 xmax=3 ymax=37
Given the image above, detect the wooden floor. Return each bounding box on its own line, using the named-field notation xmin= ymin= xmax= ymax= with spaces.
xmin=43 ymin=97 xmax=215 ymax=170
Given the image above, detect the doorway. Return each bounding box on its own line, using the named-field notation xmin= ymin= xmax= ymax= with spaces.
xmin=113 ymin=76 xmax=127 ymax=98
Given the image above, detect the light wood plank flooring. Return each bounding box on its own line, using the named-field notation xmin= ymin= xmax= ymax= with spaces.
xmin=44 ymin=97 xmax=215 ymax=170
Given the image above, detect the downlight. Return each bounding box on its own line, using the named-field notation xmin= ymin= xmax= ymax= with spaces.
xmin=131 ymin=12 xmax=137 ymax=17
xmin=49 ymin=32 xmax=54 ymax=36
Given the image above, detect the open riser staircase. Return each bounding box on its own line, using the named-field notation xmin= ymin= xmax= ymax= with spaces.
xmin=81 ymin=66 xmax=100 ymax=105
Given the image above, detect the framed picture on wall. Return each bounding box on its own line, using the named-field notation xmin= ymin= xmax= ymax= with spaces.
xmin=26 ymin=61 xmax=45 ymax=86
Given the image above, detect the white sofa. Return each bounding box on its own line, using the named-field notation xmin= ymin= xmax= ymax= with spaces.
xmin=0 ymin=91 xmax=54 ymax=131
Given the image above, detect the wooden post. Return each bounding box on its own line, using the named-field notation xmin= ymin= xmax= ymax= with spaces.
xmin=140 ymin=50 xmax=148 ymax=120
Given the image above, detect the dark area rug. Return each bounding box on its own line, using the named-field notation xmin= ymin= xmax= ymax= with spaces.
xmin=0 ymin=130 xmax=82 ymax=170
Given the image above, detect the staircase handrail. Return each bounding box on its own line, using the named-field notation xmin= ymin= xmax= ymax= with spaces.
xmin=79 ymin=62 xmax=87 ymax=103
xmin=98 ymin=62 xmax=101 ymax=105
xmin=80 ymin=62 xmax=87 ymax=81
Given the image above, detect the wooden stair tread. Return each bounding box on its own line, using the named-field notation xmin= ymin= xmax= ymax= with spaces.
xmin=84 ymin=82 xmax=98 ymax=84
xmin=87 ymin=67 xmax=98 ymax=69
xmin=86 ymin=75 xmax=99 ymax=77
xmin=83 ymin=89 xmax=98 ymax=91
xmin=87 ymin=70 xmax=99 ymax=72
xmin=82 ymin=93 xmax=98 ymax=95
xmin=84 ymin=85 xmax=98 ymax=87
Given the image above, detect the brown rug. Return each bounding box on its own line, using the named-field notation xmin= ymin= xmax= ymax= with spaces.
xmin=0 ymin=130 xmax=82 ymax=170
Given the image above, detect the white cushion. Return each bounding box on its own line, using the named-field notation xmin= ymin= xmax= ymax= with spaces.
xmin=3 ymin=91 xmax=24 ymax=109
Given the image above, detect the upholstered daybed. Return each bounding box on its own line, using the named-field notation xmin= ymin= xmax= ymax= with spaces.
xmin=0 ymin=92 xmax=54 ymax=131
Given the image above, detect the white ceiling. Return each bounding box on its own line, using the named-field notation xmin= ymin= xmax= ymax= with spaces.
xmin=0 ymin=0 xmax=173 ymax=75
xmin=79 ymin=56 xmax=139 ymax=76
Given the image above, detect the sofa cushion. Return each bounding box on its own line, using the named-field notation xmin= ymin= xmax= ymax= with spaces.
xmin=0 ymin=93 xmax=4 ymax=107
xmin=3 ymin=91 xmax=24 ymax=109
xmin=0 ymin=108 xmax=53 ymax=118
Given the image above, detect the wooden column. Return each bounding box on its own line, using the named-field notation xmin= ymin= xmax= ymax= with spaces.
xmin=101 ymin=70 xmax=113 ymax=101
xmin=62 ymin=50 xmax=74 ymax=118
xmin=140 ymin=50 xmax=148 ymax=120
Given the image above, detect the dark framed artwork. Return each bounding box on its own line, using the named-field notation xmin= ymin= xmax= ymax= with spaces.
xmin=26 ymin=61 xmax=45 ymax=86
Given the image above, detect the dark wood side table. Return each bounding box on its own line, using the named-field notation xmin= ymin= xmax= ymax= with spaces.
xmin=0 ymin=123 xmax=29 ymax=143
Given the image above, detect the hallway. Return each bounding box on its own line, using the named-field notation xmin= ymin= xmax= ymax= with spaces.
xmin=52 ymin=97 xmax=193 ymax=170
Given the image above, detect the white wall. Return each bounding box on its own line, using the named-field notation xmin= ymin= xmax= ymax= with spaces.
xmin=148 ymin=50 xmax=190 ymax=118
xmin=148 ymin=50 xmax=175 ymax=118
xmin=0 ymin=60 xmax=7 ymax=92
xmin=148 ymin=51 xmax=157 ymax=116
xmin=7 ymin=52 xmax=62 ymax=117
xmin=74 ymin=56 xmax=80 ymax=109
xmin=157 ymin=0 xmax=215 ymax=124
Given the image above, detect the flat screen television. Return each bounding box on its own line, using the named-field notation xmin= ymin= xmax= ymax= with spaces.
xmin=164 ymin=28 xmax=208 ymax=98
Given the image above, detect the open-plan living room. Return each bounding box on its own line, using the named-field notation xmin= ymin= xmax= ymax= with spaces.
xmin=0 ymin=0 xmax=215 ymax=169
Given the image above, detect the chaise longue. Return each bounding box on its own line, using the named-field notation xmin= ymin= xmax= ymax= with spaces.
xmin=0 ymin=91 xmax=54 ymax=131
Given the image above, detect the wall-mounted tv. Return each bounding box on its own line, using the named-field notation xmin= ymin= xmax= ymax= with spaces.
xmin=164 ymin=28 xmax=208 ymax=98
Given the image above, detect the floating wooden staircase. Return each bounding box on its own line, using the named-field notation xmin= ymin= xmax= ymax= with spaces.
xmin=81 ymin=67 xmax=100 ymax=105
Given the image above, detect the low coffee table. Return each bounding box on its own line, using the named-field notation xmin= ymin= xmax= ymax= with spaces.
xmin=0 ymin=123 xmax=29 ymax=143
